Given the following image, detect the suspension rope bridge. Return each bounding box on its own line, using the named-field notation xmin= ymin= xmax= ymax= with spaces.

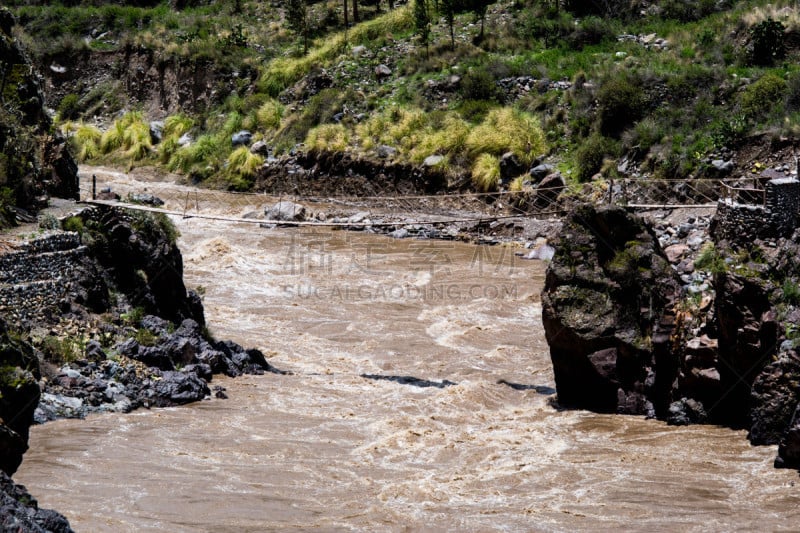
xmin=77 ymin=174 xmax=768 ymax=229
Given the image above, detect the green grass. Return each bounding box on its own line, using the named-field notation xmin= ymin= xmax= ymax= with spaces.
xmin=18 ymin=0 xmax=800 ymax=193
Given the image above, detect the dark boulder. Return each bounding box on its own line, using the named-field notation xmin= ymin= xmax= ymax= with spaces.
xmin=499 ymin=152 xmax=526 ymax=183
xmin=0 ymin=471 xmax=74 ymax=533
xmin=0 ymin=319 xmax=41 ymax=476
xmin=535 ymin=173 xmax=566 ymax=207
xmin=144 ymin=370 xmax=210 ymax=407
xmin=541 ymin=205 xmax=682 ymax=416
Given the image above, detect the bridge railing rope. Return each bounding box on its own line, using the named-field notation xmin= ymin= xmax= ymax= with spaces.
xmin=81 ymin=175 xmax=768 ymax=227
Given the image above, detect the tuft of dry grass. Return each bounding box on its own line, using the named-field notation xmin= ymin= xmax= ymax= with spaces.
xmin=471 ymin=153 xmax=501 ymax=192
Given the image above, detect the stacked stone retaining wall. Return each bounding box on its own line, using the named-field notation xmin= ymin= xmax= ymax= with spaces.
xmin=0 ymin=232 xmax=89 ymax=326
xmin=714 ymin=178 xmax=800 ymax=241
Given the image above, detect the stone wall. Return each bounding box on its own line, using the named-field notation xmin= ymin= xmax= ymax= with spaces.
xmin=0 ymin=232 xmax=90 ymax=326
xmin=713 ymin=178 xmax=800 ymax=241
xmin=766 ymin=178 xmax=800 ymax=236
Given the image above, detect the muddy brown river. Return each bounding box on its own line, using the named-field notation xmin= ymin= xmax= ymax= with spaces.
xmin=14 ymin=169 xmax=800 ymax=531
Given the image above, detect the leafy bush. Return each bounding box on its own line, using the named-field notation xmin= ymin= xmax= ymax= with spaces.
xmin=786 ymin=72 xmax=800 ymax=113
xmin=782 ymin=279 xmax=800 ymax=305
xmin=574 ymin=134 xmax=618 ymax=182
xmin=660 ymin=0 xmax=719 ymax=22
xmin=740 ymin=73 xmax=787 ymax=121
xmin=596 ymin=74 xmax=645 ymax=138
xmin=694 ymin=243 xmax=728 ymax=274
xmin=57 ymin=93 xmax=81 ymax=121
xmin=256 ymin=99 xmax=284 ymax=130
xmin=460 ymin=67 xmax=499 ymax=102
xmin=409 ymin=114 xmax=470 ymax=163
xmin=566 ymin=15 xmax=616 ymax=49
xmin=99 ymin=111 xmax=152 ymax=161
xmin=63 ymin=121 xmax=102 ymax=162
xmin=38 ymin=213 xmax=59 ymax=230
xmin=749 ymin=18 xmax=786 ymax=66
xmin=40 ymin=335 xmax=85 ymax=364
xmin=62 ymin=216 xmax=84 ymax=233
xmin=227 ymin=146 xmax=264 ymax=178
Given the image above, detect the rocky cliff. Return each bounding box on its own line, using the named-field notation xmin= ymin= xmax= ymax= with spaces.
xmin=0 ymin=8 xmax=78 ymax=221
xmin=542 ymin=204 xmax=800 ymax=469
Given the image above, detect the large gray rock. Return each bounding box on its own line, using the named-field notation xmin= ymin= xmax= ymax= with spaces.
xmin=265 ymin=201 xmax=306 ymax=221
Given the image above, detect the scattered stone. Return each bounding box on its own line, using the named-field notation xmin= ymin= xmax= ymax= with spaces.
xmin=149 ymin=121 xmax=164 ymax=144
xmin=423 ymin=154 xmax=445 ymax=167
xmin=499 ymin=152 xmax=526 ymax=182
xmin=377 ymin=145 xmax=398 ymax=159
xmin=711 ymin=159 xmax=734 ymax=174
xmin=265 ymin=201 xmax=306 ymax=222
xmin=530 ymin=163 xmax=554 ymax=182
xmin=231 ymin=130 xmax=253 ymax=146
xmin=374 ymin=64 xmax=392 ymax=78
xmin=128 ymin=193 xmax=164 ymax=206
xmin=250 ymin=140 xmax=270 ymax=155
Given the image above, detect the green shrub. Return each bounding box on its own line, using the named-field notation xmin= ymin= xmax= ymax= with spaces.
xmin=782 ymin=279 xmax=800 ymax=305
xmin=461 ymin=67 xmax=499 ymax=102
xmin=409 ymin=114 xmax=470 ymax=163
xmin=694 ymin=243 xmax=728 ymax=275
xmin=40 ymin=335 xmax=84 ymax=364
xmin=135 ymin=328 xmax=159 ymax=347
xmin=597 ymin=74 xmax=645 ymax=138
xmin=57 ymin=93 xmax=81 ymax=121
xmin=740 ymin=73 xmax=787 ymax=121
xmin=62 ymin=216 xmax=84 ymax=233
xmin=38 ymin=213 xmax=59 ymax=230
xmin=749 ymin=18 xmax=786 ymax=66
xmin=256 ymin=99 xmax=284 ymax=130
xmin=574 ymin=134 xmax=618 ymax=182
xmin=660 ymin=0 xmax=719 ymax=22
xmin=566 ymin=15 xmax=616 ymax=49
xmin=457 ymin=99 xmax=495 ymax=123
xmin=227 ymin=146 xmax=264 ymax=177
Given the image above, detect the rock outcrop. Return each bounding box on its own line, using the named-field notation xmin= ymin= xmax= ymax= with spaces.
xmin=0 ymin=8 xmax=78 ymax=217
xmin=543 ymin=203 xmax=800 ymax=470
xmin=542 ymin=205 xmax=682 ymax=417
xmin=0 ymin=319 xmax=40 ymax=476
xmin=0 ymin=471 xmax=73 ymax=533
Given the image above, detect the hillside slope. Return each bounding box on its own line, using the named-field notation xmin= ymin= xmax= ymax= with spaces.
xmin=7 ymin=0 xmax=800 ymax=196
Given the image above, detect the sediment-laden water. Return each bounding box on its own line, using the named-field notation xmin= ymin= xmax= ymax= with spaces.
xmin=14 ymin=168 xmax=800 ymax=531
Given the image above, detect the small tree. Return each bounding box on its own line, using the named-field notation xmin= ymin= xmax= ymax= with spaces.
xmin=441 ymin=0 xmax=456 ymax=50
xmin=464 ymin=0 xmax=490 ymax=41
xmin=749 ymin=18 xmax=786 ymax=66
xmin=286 ymin=0 xmax=311 ymax=54
xmin=414 ymin=0 xmax=431 ymax=58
